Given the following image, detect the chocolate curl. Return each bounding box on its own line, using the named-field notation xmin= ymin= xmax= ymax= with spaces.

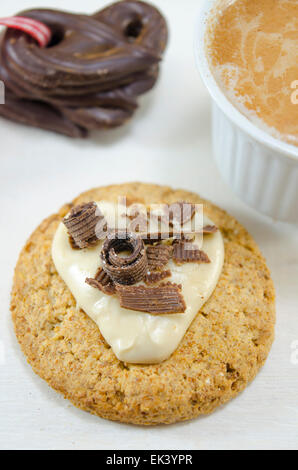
xmin=101 ymin=231 xmax=148 ymax=285
xmin=86 ymin=267 xmax=115 ymax=295
xmin=116 ymin=282 xmax=186 ymax=314
xmin=145 ymin=270 xmax=171 ymax=285
xmin=173 ymin=242 xmax=210 ymax=265
xmin=63 ymin=202 xmax=106 ymax=249
xmin=146 ymin=244 xmax=173 ymax=270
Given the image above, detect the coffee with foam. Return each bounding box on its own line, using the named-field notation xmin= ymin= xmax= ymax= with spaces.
xmin=207 ymin=0 xmax=298 ymax=147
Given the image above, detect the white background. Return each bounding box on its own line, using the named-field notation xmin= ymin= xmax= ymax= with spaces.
xmin=0 ymin=0 xmax=297 ymax=450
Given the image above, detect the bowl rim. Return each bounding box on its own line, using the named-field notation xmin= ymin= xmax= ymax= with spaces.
xmin=194 ymin=0 xmax=298 ymax=161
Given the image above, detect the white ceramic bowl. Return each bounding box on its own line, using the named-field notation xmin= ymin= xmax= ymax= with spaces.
xmin=194 ymin=0 xmax=298 ymax=224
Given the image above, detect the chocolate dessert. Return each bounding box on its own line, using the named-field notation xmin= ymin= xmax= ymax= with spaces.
xmin=0 ymin=1 xmax=168 ymax=137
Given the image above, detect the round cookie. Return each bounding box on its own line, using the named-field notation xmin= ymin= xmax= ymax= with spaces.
xmin=11 ymin=183 xmax=275 ymax=425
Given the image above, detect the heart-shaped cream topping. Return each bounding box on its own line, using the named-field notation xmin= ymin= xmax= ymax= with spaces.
xmin=52 ymin=201 xmax=224 ymax=364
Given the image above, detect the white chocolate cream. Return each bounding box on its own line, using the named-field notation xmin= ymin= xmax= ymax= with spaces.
xmin=52 ymin=201 xmax=224 ymax=364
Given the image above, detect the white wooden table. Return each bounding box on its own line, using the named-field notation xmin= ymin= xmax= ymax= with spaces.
xmin=0 ymin=0 xmax=297 ymax=450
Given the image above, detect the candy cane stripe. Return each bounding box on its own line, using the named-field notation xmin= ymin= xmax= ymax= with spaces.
xmin=0 ymin=16 xmax=51 ymax=47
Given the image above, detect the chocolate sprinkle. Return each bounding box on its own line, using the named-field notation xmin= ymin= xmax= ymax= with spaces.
xmin=101 ymin=232 xmax=148 ymax=285
xmin=86 ymin=267 xmax=116 ymax=295
xmin=173 ymin=242 xmax=210 ymax=265
xmin=116 ymin=282 xmax=186 ymax=314
xmin=146 ymin=244 xmax=173 ymax=270
xmin=145 ymin=270 xmax=171 ymax=285
xmin=63 ymin=202 xmax=106 ymax=249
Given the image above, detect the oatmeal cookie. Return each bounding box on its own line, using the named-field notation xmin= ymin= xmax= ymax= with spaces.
xmin=11 ymin=183 xmax=275 ymax=425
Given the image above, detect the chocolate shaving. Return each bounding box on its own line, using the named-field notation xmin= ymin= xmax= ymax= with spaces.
xmin=142 ymin=231 xmax=197 ymax=244
xmin=203 ymin=225 xmax=218 ymax=234
xmin=141 ymin=227 xmax=216 ymax=244
xmin=149 ymin=204 xmax=170 ymax=226
xmin=101 ymin=232 xmax=148 ymax=285
xmin=169 ymin=201 xmax=196 ymax=226
xmin=116 ymin=282 xmax=186 ymax=314
xmin=63 ymin=202 xmax=106 ymax=249
xmin=127 ymin=212 xmax=148 ymax=233
xmin=148 ymin=201 xmax=196 ymax=228
xmin=145 ymin=270 xmax=171 ymax=285
xmin=173 ymin=242 xmax=210 ymax=265
xmin=146 ymin=244 xmax=173 ymax=270
xmin=142 ymin=232 xmax=173 ymax=244
xmin=86 ymin=267 xmax=116 ymax=295
xmin=68 ymin=235 xmax=79 ymax=250
xmin=181 ymin=233 xmax=196 ymax=242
